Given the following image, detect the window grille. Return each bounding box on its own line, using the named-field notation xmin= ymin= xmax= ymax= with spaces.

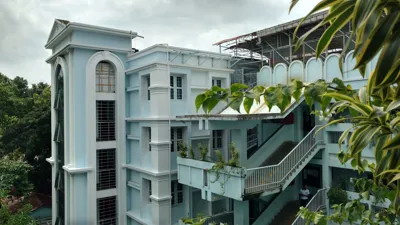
xmin=212 ymin=130 xmax=223 ymax=149
xmin=149 ymin=180 xmax=152 ymax=202
xmin=247 ymin=125 xmax=258 ymax=149
xmin=96 ymin=62 xmax=115 ymax=93
xmin=170 ymin=76 xmax=183 ymax=100
xmin=97 ymin=149 xmax=116 ymax=191
xmin=96 ymin=101 xmax=115 ymax=141
xmin=97 ymin=196 xmax=117 ymax=225
xmin=171 ymin=127 xmax=183 ymax=152
xmin=54 ymin=89 xmax=63 ymax=110
xmin=171 ymin=181 xmax=183 ymax=205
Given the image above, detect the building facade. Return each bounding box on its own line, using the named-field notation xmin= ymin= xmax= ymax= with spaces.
xmin=45 ymin=19 xmax=232 ymax=225
xmin=46 ymin=14 xmax=389 ymax=225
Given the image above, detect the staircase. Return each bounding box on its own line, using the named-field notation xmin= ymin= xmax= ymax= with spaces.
xmin=291 ymin=189 xmax=327 ymax=225
xmin=244 ymin=126 xmax=323 ymax=195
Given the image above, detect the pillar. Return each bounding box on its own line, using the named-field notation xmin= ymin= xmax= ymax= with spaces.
xmin=151 ymin=176 xmax=172 ymax=225
xmin=234 ymin=200 xmax=249 ymax=225
xmin=230 ymin=129 xmax=247 ymax=166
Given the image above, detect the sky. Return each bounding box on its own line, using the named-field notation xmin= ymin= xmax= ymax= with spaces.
xmin=0 ymin=0 xmax=320 ymax=84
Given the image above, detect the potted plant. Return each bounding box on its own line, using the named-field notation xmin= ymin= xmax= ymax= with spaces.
xmin=327 ymin=186 xmax=348 ymax=205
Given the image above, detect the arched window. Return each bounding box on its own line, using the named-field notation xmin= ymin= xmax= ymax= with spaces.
xmin=96 ymin=61 xmax=115 ymax=93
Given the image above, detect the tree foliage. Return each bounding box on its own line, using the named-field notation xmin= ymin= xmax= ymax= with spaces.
xmin=0 ymin=152 xmax=38 ymax=225
xmin=0 ymin=73 xmax=51 ymax=194
xmin=195 ymin=0 xmax=400 ymax=223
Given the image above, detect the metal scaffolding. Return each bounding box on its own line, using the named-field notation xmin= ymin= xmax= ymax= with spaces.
xmin=215 ymin=10 xmax=354 ymax=86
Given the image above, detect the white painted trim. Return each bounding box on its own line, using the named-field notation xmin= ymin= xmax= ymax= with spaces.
xmin=125 ymin=61 xmax=234 ymax=74
xmin=288 ymin=60 xmax=305 ymax=81
xmin=126 ymin=211 xmax=148 ymax=225
xmin=46 ymin=43 xmax=131 ymax=63
xmin=46 ymin=22 xmax=137 ymax=49
xmin=97 ymin=188 xmax=117 ymax=198
xmin=46 ymin=157 xmax=55 ymax=165
xmin=96 ymin=93 xmax=116 ymax=101
xmin=86 ymin=51 xmax=126 ymax=224
xmin=127 ymin=181 xmax=141 ymax=190
xmin=273 ymin=63 xmax=288 ymax=85
xmin=127 ymin=44 xmax=231 ymax=61
xmin=258 ymin=66 xmax=273 ymax=86
xmin=62 ymin=164 xmax=93 ymax=174
xmin=305 ymin=57 xmax=324 ymax=82
xmin=324 ymin=53 xmax=341 ymax=81
xmin=123 ymin=164 xmax=177 ymax=177
xmin=96 ymin=141 xmax=117 ymax=149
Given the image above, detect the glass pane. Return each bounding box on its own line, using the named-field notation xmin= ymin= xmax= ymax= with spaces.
xmin=170 ymin=88 xmax=174 ymax=99
xmin=177 ymin=89 xmax=182 ymax=100
xmin=176 ymin=77 xmax=182 ymax=87
xmin=170 ymin=76 xmax=174 ymax=87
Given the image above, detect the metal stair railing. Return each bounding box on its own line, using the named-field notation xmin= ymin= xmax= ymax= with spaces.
xmin=245 ymin=125 xmax=323 ymax=194
xmin=291 ymin=188 xmax=328 ymax=225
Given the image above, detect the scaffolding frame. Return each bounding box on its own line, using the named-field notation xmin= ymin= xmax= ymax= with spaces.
xmin=215 ymin=10 xmax=354 ymax=86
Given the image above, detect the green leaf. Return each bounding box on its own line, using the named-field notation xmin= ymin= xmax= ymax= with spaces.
xmin=316 ymin=6 xmax=354 ymax=57
xmin=382 ymin=134 xmax=400 ymax=151
xmin=385 ymin=98 xmax=400 ymax=113
xmin=338 ymin=127 xmax=351 ymax=151
xmin=388 ymin=173 xmax=400 ymax=185
xmin=243 ymin=97 xmax=254 ymax=114
xmin=355 ymin=10 xmax=399 ymax=70
xmin=195 ymin=94 xmax=205 ymax=112
xmin=361 ymin=191 xmax=370 ymax=200
xmin=229 ymin=97 xmax=243 ymax=113
xmin=230 ymin=83 xmax=248 ymax=93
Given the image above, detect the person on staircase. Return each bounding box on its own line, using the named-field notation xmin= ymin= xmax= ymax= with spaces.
xmin=299 ymin=185 xmax=311 ymax=207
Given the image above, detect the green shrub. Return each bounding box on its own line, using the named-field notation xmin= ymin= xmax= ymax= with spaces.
xmin=327 ymin=186 xmax=348 ymax=205
xmin=197 ymin=143 xmax=208 ymax=161
xmin=178 ymin=141 xmax=187 ymax=158
xmin=227 ymin=142 xmax=240 ymax=168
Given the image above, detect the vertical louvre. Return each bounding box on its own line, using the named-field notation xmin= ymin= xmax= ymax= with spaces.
xmin=96 ymin=62 xmax=115 ymax=93
xmin=97 ymin=196 xmax=117 ymax=225
xmin=97 ymin=149 xmax=116 ymax=190
xmin=96 ymin=101 xmax=115 ymax=141
xmin=247 ymin=125 xmax=258 ymax=149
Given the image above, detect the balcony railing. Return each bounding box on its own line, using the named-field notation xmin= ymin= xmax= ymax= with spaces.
xmin=204 ymin=211 xmax=234 ymax=225
xmin=291 ymin=188 xmax=327 ymax=225
xmin=245 ymin=126 xmax=323 ymax=194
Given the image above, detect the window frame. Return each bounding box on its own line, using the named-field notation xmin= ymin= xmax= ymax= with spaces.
xmin=170 ymin=75 xmax=183 ymax=100
xmin=170 ymin=127 xmax=183 ymax=152
xmin=96 ymin=61 xmax=115 ymax=93
xmin=171 ymin=180 xmax=183 ymax=206
xmin=96 ymin=149 xmax=116 ymax=191
xmin=212 ymin=130 xmax=223 ymax=149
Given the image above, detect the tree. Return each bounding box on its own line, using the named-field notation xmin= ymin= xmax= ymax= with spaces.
xmin=195 ymin=0 xmax=400 ymax=224
xmin=0 ymin=152 xmax=38 ymax=225
xmin=0 ymin=74 xmax=51 ymax=194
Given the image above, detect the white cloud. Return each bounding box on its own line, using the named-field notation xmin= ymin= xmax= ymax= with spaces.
xmin=0 ymin=0 xmax=320 ymax=84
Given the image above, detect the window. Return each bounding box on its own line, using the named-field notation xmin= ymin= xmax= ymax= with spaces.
xmin=171 ymin=127 xmax=183 ymax=152
xmin=148 ymin=127 xmax=151 ymax=151
xmin=97 ymin=196 xmax=117 ymax=225
xmin=149 ymin=180 xmax=152 ymax=202
xmin=97 ymin=149 xmax=116 ymax=191
xmin=147 ymin=76 xmax=150 ymax=100
xmin=170 ymin=75 xmax=183 ymax=100
xmin=212 ymin=79 xmax=222 ymax=88
xmin=171 ymin=181 xmax=183 ymax=205
xmin=328 ymin=131 xmax=342 ymax=144
xmin=247 ymin=125 xmax=258 ymax=149
xmin=96 ymin=101 xmax=115 ymax=141
xmin=212 ymin=130 xmax=223 ymax=149
xmin=96 ymin=62 xmax=115 ymax=93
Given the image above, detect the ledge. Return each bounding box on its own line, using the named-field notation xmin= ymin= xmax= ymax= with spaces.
xmin=127 ymin=181 xmax=141 ymax=190
xmin=46 ymin=157 xmax=55 ymax=165
xmin=62 ymin=164 xmax=93 ymax=174
xmin=150 ymin=195 xmax=172 ymax=202
xmin=126 ymin=211 xmax=148 ymax=225
xmin=123 ymin=164 xmax=177 ymax=177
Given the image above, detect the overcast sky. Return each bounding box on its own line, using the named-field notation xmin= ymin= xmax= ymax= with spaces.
xmin=0 ymin=0 xmax=320 ymax=84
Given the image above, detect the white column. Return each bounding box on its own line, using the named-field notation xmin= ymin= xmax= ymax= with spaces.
xmin=151 ymin=177 xmax=172 ymax=225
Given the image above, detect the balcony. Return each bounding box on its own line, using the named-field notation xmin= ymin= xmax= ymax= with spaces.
xmin=177 ymin=157 xmax=246 ymax=201
xmin=177 ymin=126 xmax=323 ymax=201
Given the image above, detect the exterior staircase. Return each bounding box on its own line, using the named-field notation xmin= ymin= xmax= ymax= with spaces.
xmin=244 ymin=126 xmax=323 ymax=196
